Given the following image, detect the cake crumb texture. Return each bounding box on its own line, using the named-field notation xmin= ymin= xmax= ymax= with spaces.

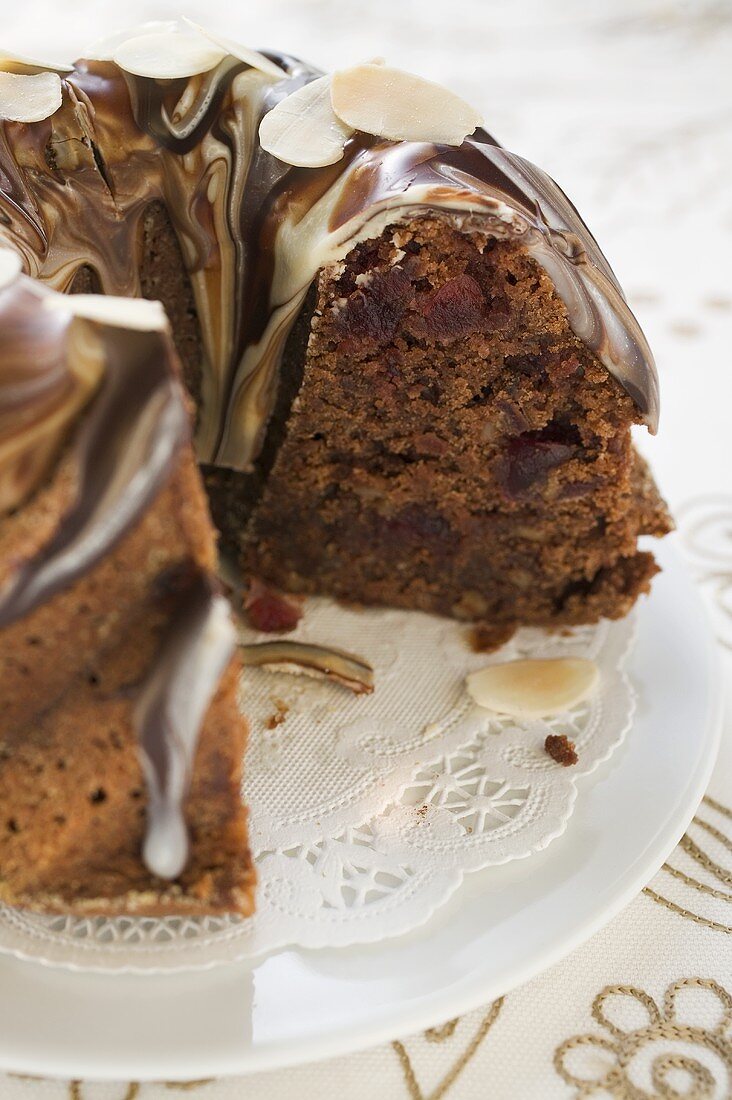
xmin=243 ymin=216 xmax=672 ymax=634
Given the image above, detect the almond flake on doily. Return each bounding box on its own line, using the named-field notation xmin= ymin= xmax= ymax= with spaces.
xmin=0 ymin=599 xmax=635 ymax=971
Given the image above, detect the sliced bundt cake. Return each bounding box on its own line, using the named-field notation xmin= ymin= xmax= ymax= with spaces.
xmin=0 ymin=25 xmax=670 ymax=914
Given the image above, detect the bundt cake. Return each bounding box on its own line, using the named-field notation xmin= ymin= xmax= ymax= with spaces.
xmin=0 ymin=23 xmax=671 ymax=916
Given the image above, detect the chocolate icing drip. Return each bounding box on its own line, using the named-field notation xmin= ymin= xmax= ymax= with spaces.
xmin=133 ymin=573 xmax=236 ymax=880
xmin=119 ymin=53 xmax=317 ymax=461
xmin=0 ymin=315 xmax=190 ymax=627
xmin=0 ymin=279 xmax=103 ymax=513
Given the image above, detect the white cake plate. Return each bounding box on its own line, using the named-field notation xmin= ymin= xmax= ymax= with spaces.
xmin=0 ymin=538 xmax=721 ymax=1081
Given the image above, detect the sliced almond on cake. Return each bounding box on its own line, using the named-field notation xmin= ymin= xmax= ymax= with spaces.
xmin=0 ymin=52 xmax=73 ymax=75
xmin=83 ymin=22 xmax=179 ymax=63
xmin=466 ymin=657 xmax=599 ymax=719
xmin=331 ymin=63 xmax=482 ymax=146
xmin=260 ymin=75 xmax=354 ymax=167
xmin=0 ymin=246 xmax=21 ymax=289
xmin=46 ymin=293 xmax=169 ymax=332
xmin=113 ymin=31 xmax=226 ymax=80
xmin=0 ymin=70 xmax=62 ymax=123
xmin=183 ymin=19 xmax=286 ymax=80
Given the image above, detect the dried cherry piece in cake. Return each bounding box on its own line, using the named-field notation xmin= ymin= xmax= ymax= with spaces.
xmin=335 ymin=266 xmax=413 ymax=347
xmin=494 ymin=424 xmax=580 ymax=499
xmin=413 ymin=272 xmax=486 ymax=342
xmin=244 ymin=578 xmax=303 ymax=633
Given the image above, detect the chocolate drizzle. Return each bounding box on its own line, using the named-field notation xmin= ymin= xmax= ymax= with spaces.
xmin=0 ymin=279 xmax=101 ymax=513
xmin=133 ymin=573 xmax=236 ymax=880
xmin=0 ymin=311 xmax=190 ymax=628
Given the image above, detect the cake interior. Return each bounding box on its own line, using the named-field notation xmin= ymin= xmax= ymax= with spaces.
xmin=141 ymin=209 xmax=670 ymax=642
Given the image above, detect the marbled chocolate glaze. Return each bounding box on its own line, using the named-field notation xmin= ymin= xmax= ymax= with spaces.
xmin=0 ymin=278 xmax=102 ymax=514
xmin=0 ymin=311 xmax=190 ymax=628
xmin=0 ymin=45 xmax=658 ymax=476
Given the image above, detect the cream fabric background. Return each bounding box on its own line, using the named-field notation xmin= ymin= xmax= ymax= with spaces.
xmin=2 ymin=0 xmax=732 ymax=1095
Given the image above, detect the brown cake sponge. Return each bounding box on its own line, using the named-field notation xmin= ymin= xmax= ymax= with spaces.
xmin=241 ymin=216 xmax=672 ymax=636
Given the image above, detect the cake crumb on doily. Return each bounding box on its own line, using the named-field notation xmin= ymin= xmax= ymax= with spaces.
xmin=544 ymin=734 xmax=578 ymax=766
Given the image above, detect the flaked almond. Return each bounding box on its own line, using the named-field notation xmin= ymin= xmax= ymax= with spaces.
xmin=0 ymin=246 xmax=21 ymax=289
xmin=183 ymin=19 xmax=286 ymax=81
xmin=260 ymin=75 xmax=354 ymax=167
xmin=0 ymin=51 xmax=73 ymax=74
xmin=466 ymin=657 xmax=599 ymax=719
xmin=82 ymin=22 xmax=179 ymax=63
xmin=238 ymin=640 xmax=374 ymax=695
xmin=0 ymin=70 xmax=62 ymax=123
xmin=45 ymin=293 xmax=169 ymax=332
xmin=331 ymin=63 xmax=481 ymax=146
xmin=113 ymin=31 xmax=225 ymax=80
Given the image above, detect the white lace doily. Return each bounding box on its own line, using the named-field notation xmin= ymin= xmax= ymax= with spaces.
xmin=0 ymin=600 xmax=636 ymax=971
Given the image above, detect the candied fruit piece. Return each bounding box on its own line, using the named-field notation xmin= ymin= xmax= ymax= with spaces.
xmin=415 ymin=273 xmax=485 ymax=341
xmin=336 ymin=266 xmax=412 ymax=345
xmin=544 ymin=734 xmax=578 ymax=766
xmin=494 ymin=422 xmax=581 ymax=498
xmin=495 ymin=435 xmax=575 ymax=498
xmin=245 ymin=579 xmax=303 ymax=633
xmin=470 ymin=621 xmax=517 ymax=652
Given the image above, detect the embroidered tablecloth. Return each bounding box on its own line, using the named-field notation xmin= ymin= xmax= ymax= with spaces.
xmin=3 ymin=0 xmax=732 ymax=1095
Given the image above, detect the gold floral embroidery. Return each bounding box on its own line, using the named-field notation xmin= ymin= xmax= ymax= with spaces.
xmin=642 ymin=889 xmax=732 ymax=935
xmin=69 ymin=1086 xmax=139 ymax=1100
xmin=64 ymin=1081 xmax=214 ymax=1098
xmin=643 ymin=797 xmax=732 ymax=935
xmin=554 ymin=978 xmax=732 ymax=1098
xmin=392 ymin=998 xmax=503 ymax=1100
xmin=424 ymin=1019 xmax=459 ymax=1044
xmin=163 ymin=1084 xmax=215 ymax=1092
